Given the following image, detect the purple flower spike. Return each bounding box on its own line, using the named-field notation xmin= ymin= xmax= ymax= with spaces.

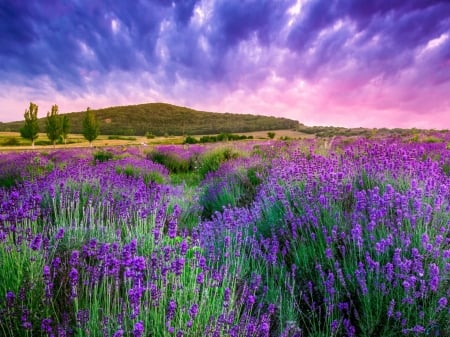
xmin=113 ymin=329 xmax=124 ymax=337
xmin=189 ymin=303 xmax=199 ymax=319
xmin=437 ymin=297 xmax=447 ymax=311
xmin=133 ymin=321 xmax=144 ymax=337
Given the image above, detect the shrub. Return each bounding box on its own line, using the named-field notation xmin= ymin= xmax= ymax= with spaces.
xmin=2 ymin=137 xmax=20 ymax=146
xmin=183 ymin=136 xmax=198 ymax=144
xmin=146 ymin=132 xmax=155 ymax=139
xmin=93 ymin=150 xmax=114 ymax=163
xmin=107 ymin=135 xmax=137 ymax=140
xmin=198 ymin=148 xmax=240 ymax=178
xmin=115 ymin=165 xmax=164 ymax=185
xmin=267 ymin=132 xmax=276 ymax=139
xmin=147 ymin=151 xmax=192 ymax=173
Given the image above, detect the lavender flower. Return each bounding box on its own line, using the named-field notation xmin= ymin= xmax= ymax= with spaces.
xmin=5 ymin=291 xmax=15 ymax=308
xmin=189 ymin=303 xmax=199 ymax=319
xmin=196 ymin=272 xmax=205 ymax=285
xmin=133 ymin=321 xmax=144 ymax=337
xmin=113 ymin=329 xmax=124 ymax=337
xmin=428 ymin=263 xmax=440 ymax=292
xmin=41 ymin=318 xmax=53 ymax=335
xmin=167 ymin=299 xmax=177 ymax=321
xmin=437 ymin=297 xmax=447 ymax=311
xmin=69 ymin=250 xmax=80 ymax=267
xmin=30 ymin=234 xmax=42 ymax=250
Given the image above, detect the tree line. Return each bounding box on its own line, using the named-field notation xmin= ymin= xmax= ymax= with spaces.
xmin=20 ymin=102 xmax=100 ymax=147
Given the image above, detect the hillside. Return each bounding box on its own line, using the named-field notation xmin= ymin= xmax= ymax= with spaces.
xmin=0 ymin=103 xmax=299 ymax=136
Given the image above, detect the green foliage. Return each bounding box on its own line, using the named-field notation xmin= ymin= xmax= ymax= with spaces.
xmin=148 ymin=151 xmax=195 ymax=174
xmin=19 ymin=102 xmax=40 ymax=147
xmin=199 ymin=133 xmax=252 ymax=143
xmin=107 ymin=135 xmax=137 ymax=140
xmin=146 ymin=132 xmax=155 ymax=139
xmin=82 ymin=107 xmax=100 ymax=145
xmin=115 ymin=165 xmax=164 ymax=185
xmin=61 ymin=115 xmax=70 ymax=144
xmin=34 ymin=139 xmax=51 ymax=146
xmin=442 ymin=162 xmax=450 ymax=176
xmin=183 ymin=136 xmax=198 ymax=144
xmin=46 ymin=104 xmax=62 ymax=146
xmin=2 ymin=137 xmax=20 ymax=146
xmin=200 ymin=166 xmax=263 ymax=219
xmin=267 ymin=132 xmax=276 ymax=139
xmin=0 ymin=172 xmax=21 ymax=188
xmin=424 ymin=136 xmax=441 ymax=143
xmin=93 ymin=150 xmax=113 ymax=163
xmin=198 ymin=148 xmax=240 ymax=178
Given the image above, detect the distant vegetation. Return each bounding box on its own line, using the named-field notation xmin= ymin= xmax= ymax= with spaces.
xmin=183 ymin=133 xmax=254 ymax=144
xmin=0 ymin=102 xmax=299 ymax=136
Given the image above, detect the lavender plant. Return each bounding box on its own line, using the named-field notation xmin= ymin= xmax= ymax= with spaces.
xmin=0 ymin=139 xmax=449 ymax=337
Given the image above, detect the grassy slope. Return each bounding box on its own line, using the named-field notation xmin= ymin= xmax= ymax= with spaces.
xmin=0 ymin=102 xmax=299 ymax=136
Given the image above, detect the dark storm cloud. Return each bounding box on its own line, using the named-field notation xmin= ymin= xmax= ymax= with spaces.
xmin=287 ymin=0 xmax=450 ymax=80
xmin=0 ymin=0 xmax=449 ymax=100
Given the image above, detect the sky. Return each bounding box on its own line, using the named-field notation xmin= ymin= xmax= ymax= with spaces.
xmin=0 ymin=0 xmax=449 ymax=128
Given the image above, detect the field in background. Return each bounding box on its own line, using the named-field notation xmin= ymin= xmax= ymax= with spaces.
xmin=0 ymin=129 xmax=314 ymax=151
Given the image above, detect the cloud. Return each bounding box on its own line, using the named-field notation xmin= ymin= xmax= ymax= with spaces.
xmin=0 ymin=0 xmax=449 ymax=127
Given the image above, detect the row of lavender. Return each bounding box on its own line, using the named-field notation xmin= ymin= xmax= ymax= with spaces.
xmin=1 ymin=138 xmax=449 ymax=336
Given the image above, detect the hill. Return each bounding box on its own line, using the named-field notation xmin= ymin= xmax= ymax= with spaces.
xmin=0 ymin=103 xmax=299 ymax=136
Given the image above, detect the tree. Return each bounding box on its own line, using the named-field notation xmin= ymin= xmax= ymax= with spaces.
xmin=61 ymin=115 xmax=70 ymax=144
xmin=45 ymin=104 xmax=62 ymax=147
xmin=82 ymin=107 xmax=99 ymax=146
xmin=267 ymin=132 xmax=276 ymax=139
xmin=20 ymin=102 xmax=40 ymax=147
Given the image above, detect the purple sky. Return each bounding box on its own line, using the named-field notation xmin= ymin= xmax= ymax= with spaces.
xmin=1 ymin=0 xmax=449 ymax=128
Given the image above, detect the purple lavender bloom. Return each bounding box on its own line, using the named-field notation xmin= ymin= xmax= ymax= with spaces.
xmin=55 ymin=227 xmax=65 ymax=240
xmin=428 ymin=263 xmax=440 ymax=292
xmin=387 ymin=299 xmax=395 ymax=318
xmin=52 ymin=257 xmax=61 ymax=271
xmin=437 ymin=297 xmax=447 ymax=311
xmin=133 ymin=321 xmax=144 ymax=337
xmin=69 ymin=250 xmax=80 ymax=267
xmin=20 ymin=308 xmax=32 ymax=329
xmin=113 ymin=329 xmax=124 ymax=337
xmin=196 ymin=272 xmax=205 ymax=285
xmin=167 ymin=299 xmax=177 ymax=321
xmin=172 ymin=257 xmax=185 ymax=276
xmin=180 ymin=239 xmax=188 ymax=255
xmin=246 ymin=294 xmax=256 ymax=307
xmin=189 ymin=303 xmax=199 ymax=319
xmin=69 ymin=268 xmax=78 ymax=299
xmin=30 ymin=234 xmax=42 ymax=250
xmin=385 ymin=262 xmax=394 ymax=282
xmin=41 ymin=318 xmax=53 ymax=334
xmin=43 ymin=265 xmax=53 ymax=300
xmin=355 ymin=262 xmax=368 ymax=295
xmin=5 ymin=291 xmax=15 ymax=307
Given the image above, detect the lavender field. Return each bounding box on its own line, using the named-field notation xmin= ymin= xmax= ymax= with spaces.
xmin=0 ymin=137 xmax=449 ymax=337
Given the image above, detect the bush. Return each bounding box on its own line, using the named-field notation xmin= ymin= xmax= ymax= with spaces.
xmin=267 ymin=132 xmax=276 ymax=139
xmin=198 ymin=148 xmax=240 ymax=178
xmin=2 ymin=137 xmax=20 ymax=146
xmin=146 ymin=132 xmax=155 ymax=139
xmin=147 ymin=151 xmax=193 ymax=173
xmin=183 ymin=136 xmax=198 ymax=144
xmin=93 ymin=150 xmax=114 ymax=163
xmin=107 ymin=135 xmax=137 ymax=140
xmin=424 ymin=137 xmax=441 ymax=143
xmin=115 ymin=165 xmax=164 ymax=185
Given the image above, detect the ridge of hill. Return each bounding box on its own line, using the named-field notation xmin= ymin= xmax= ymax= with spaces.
xmin=0 ymin=103 xmax=299 ymax=136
